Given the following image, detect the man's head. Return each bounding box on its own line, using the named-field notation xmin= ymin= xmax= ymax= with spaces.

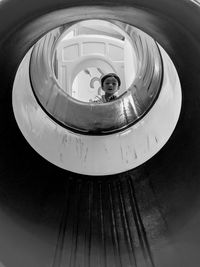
xmin=101 ymin=73 xmax=121 ymax=96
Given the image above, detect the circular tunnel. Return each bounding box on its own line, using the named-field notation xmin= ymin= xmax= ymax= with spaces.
xmin=0 ymin=1 xmax=200 ymax=267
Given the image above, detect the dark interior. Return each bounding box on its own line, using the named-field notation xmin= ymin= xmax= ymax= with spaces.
xmin=0 ymin=0 xmax=200 ymax=266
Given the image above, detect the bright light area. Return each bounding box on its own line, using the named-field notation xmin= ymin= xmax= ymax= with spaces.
xmin=13 ymin=42 xmax=182 ymax=175
xmin=54 ymin=20 xmax=136 ymax=102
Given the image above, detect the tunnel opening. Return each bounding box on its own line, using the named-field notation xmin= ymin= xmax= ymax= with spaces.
xmin=53 ymin=19 xmax=136 ymax=102
xmin=12 ymin=17 xmax=182 ymax=176
xmin=29 ymin=19 xmax=163 ymax=135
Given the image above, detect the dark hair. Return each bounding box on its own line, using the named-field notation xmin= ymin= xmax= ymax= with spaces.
xmin=101 ymin=73 xmax=121 ymax=87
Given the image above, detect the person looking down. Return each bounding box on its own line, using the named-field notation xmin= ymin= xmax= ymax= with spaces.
xmin=94 ymin=73 xmax=121 ymax=103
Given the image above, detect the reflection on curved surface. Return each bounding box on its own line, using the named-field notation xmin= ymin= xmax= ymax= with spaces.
xmin=0 ymin=1 xmax=200 ymax=267
xmin=30 ymin=21 xmax=163 ymax=134
xmin=13 ymin=44 xmax=181 ymax=175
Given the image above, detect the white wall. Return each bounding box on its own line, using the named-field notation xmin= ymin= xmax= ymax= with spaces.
xmin=56 ymin=35 xmax=126 ymax=101
xmin=72 ymin=67 xmax=103 ymax=102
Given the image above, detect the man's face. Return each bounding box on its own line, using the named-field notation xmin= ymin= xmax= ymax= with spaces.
xmin=102 ymin=77 xmax=119 ymax=95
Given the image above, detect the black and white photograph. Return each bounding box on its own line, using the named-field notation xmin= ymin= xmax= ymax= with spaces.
xmin=0 ymin=0 xmax=199 ymax=266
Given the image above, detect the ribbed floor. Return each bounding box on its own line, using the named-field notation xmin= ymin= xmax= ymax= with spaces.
xmin=51 ymin=175 xmax=167 ymax=267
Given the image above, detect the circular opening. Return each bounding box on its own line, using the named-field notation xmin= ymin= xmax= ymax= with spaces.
xmin=53 ymin=20 xmax=136 ymax=102
xmin=12 ymin=9 xmax=182 ymax=175
xmin=29 ymin=19 xmax=163 ymax=135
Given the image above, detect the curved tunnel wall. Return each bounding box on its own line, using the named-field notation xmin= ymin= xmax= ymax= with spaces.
xmin=0 ymin=1 xmax=200 ymax=267
xmin=12 ymin=43 xmax=181 ymax=175
xmin=30 ymin=23 xmax=162 ymax=134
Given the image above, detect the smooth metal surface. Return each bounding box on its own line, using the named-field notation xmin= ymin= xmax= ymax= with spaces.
xmin=30 ymin=21 xmax=163 ymax=134
xmin=0 ymin=1 xmax=200 ymax=267
xmin=12 ymin=44 xmax=181 ymax=175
